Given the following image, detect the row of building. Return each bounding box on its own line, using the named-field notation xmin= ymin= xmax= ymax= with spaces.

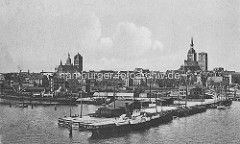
xmin=0 ymin=38 xmax=240 ymax=97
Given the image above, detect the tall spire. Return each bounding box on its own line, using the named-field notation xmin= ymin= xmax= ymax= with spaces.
xmin=187 ymin=37 xmax=197 ymax=61
xmin=190 ymin=37 xmax=194 ymax=47
xmin=60 ymin=60 xmax=62 ymax=65
xmin=65 ymin=52 xmax=72 ymax=65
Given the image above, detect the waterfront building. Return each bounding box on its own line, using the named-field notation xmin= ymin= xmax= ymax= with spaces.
xmin=179 ymin=85 xmax=205 ymax=98
xmin=224 ymin=72 xmax=240 ymax=85
xmin=93 ymin=92 xmax=134 ymax=98
xmin=28 ymin=73 xmax=44 ymax=87
xmin=205 ymin=76 xmax=229 ymax=88
xmin=0 ymin=73 xmax=4 ymax=94
xmin=213 ymin=67 xmax=224 ymax=72
xmin=213 ymin=67 xmax=224 ymax=75
xmin=40 ymin=71 xmax=54 ymax=79
xmin=198 ymin=52 xmax=208 ymax=71
xmin=0 ymin=73 xmax=4 ymax=81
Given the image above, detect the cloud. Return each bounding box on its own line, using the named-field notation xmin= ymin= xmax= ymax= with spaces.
xmin=100 ymin=37 xmax=113 ymax=49
xmin=0 ymin=44 xmax=15 ymax=72
xmin=152 ymin=40 xmax=164 ymax=51
xmin=99 ymin=57 xmax=117 ymax=69
xmin=0 ymin=0 xmax=165 ymax=72
xmin=92 ymin=22 xmax=165 ymax=70
xmin=112 ymin=22 xmax=153 ymax=59
xmin=0 ymin=1 xmax=102 ymax=72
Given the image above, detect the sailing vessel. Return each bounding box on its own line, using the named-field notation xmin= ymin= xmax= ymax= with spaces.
xmin=18 ymin=85 xmax=28 ymax=108
xmin=58 ymin=91 xmax=83 ymax=128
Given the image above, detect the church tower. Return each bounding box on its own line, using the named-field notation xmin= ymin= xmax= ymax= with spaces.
xmin=65 ymin=52 xmax=72 ymax=65
xmin=187 ymin=37 xmax=197 ymax=62
xmin=181 ymin=37 xmax=201 ymax=72
xmin=74 ymin=52 xmax=83 ymax=71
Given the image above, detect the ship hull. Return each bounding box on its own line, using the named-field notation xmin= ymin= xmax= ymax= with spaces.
xmin=90 ymin=112 xmax=173 ymax=137
xmin=0 ymin=94 xmax=77 ymax=105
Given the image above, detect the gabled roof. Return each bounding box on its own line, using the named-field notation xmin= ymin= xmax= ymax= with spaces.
xmin=29 ymin=73 xmax=44 ymax=80
xmin=57 ymin=65 xmax=81 ymax=73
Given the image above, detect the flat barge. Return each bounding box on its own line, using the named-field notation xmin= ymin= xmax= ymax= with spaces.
xmin=83 ymin=111 xmax=173 ymax=137
xmin=0 ymin=94 xmax=77 ymax=105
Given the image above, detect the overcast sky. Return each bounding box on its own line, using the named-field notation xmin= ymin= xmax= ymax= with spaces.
xmin=0 ymin=0 xmax=239 ymax=73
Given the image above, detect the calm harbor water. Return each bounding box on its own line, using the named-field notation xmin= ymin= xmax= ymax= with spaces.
xmin=0 ymin=101 xmax=240 ymax=144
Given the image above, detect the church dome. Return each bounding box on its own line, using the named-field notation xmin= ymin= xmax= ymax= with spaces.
xmin=188 ymin=48 xmax=196 ymax=54
xmin=65 ymin=53 xmax=72 ymax=65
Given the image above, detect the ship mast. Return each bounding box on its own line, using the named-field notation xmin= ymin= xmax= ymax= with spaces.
xmin=80 ymin=90 xmax=83 ymax=118
xmin=113 ymin=81 xmax=116 ymax=109
xmin=155 ymin=88 xmax=158 ymax=113
xmin=184 ymin=74 xmax=188 ymax=107
xmin=149 ymin=79 xmax=152 ymax=103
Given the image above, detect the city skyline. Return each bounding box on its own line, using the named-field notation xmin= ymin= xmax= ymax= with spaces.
xmin=0 ymin=0 xmax=239 ymax=73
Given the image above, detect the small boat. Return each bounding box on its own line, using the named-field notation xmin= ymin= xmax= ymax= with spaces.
xmin=18 ymin=102 xmax=28 ymax=108
xmin=209 ymin=104 xmax=217 ymax=109
xmin=58 ymin=116 xmax=73 ymax=126
xmin=217 ymin=105 xmax=226 ymax=110
xmin=58 ymin=114 xmax=78 ymax=126
xmin=173 ymin=116 xmax=179 ymax=119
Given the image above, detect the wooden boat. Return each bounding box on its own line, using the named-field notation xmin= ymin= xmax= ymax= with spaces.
xmin=18 ymin=102 xmax=28 ymax=108
xmin=0 ymin=94 xmax=78 ymax=105
xmin=58 ymin=114 xmax=79 ymax=126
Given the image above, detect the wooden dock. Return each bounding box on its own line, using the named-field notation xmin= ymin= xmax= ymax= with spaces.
xmin=59 ymin=98 xmax=232 ymax=137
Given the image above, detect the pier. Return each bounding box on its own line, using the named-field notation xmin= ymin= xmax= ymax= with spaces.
xmin=58 ymin=97 xmax=232 ymax=137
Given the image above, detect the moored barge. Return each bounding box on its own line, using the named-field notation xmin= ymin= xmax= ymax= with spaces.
xmin=83 ymin=111 xmax=173 ymax=137
xmin=0 ymin=94 xmax=78 ymax=105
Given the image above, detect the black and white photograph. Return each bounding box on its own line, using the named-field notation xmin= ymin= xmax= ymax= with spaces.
xmin=0 ymin=0 xmax=240 ymax=143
